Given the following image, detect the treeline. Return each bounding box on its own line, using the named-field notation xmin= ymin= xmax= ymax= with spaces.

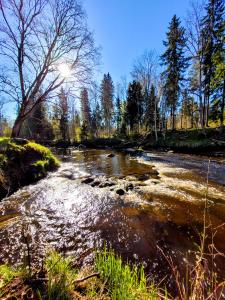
xmin=0 ymin=0 xmax=224 ymax=142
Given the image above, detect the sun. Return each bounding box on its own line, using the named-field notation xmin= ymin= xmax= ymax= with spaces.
xmin=58 ymin=63 xmax=71 ymax=78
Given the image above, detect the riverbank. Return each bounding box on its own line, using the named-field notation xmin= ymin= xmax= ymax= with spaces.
xmin=1 ymin=246 xmax=223 ymax=300
xmin=0 ymin=249 xmax=163 ymax=299
xmin=52 ymin=127 xmax=225 ymax=158
xmin=0 ymin=138 xmax=59 ymax=200
xmin=1 ymin=149 xmax=225 ymax=298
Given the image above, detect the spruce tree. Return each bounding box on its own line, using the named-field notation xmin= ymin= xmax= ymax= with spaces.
xmin=115 ymin=97 xmax=122 ymax=132
xmin=100 ymin=73 xmax=114 ymax=136
xmin=180 ymin=89 xmax=193 ymax=129
xmin=201 ymin=0 xmax=216 ymax=126
xmin=161 ymin=15 xmax=187 ymax=130
xmin=146 ymin=85 xmax=158 ymax=130
xmin=201 ymin=0 xmax=225 ymax=126
xmin=145 ymin=85 xmax=159 ymax=140
xmin=58 ymin=88 xmax=69 ymax=142
xmin=211 ymin=0 xmax=225 ymax=125
xmin=126 ymin=81 xmax=143 ymax=133
xmin=80 ymin=88 xmax=91 ymax=127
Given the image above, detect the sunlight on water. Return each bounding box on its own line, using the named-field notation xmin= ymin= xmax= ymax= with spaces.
xmin=1 ymin=149 xmax=225 ymax=283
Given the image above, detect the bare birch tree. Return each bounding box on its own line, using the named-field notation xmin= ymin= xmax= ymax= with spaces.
xmin=185 ymin=0 xmax=206 ymax=129
xmin=131 ymin=50 xmax=158 ymax=96
xmin=0 ymin=0 xmax=99 ymax=137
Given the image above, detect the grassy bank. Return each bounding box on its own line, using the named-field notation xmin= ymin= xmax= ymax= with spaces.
xmin=0 ymin=137 xmax=59 ymax=200
xmin=0 ymin=249 xmax=164 ymax=300
xmin=1 ymin=246 xmax=224 ymax=299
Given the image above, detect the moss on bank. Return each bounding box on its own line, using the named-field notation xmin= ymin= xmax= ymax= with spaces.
xmin=0 ymin=137 xmax=59 ymax=200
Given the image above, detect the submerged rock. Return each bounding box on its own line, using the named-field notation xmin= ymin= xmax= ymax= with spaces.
xmin=78 ymin=144 xmax=86 ymax=151
xmin=91 ymin=181 xmax=101 ymax=187
xmin=61 ymin=171 xmax=74 ymax=179
xmin=81 ymin=177 xmax=94 ymax=184
xmin=125 ymin=183 xmax=134 ymax=191
xmin=99 ymin=181 xmax=116 ymax=188
xmin=11 ymin=138 xmax=28 ymax=145
xmin=138 ymin=174 xmax=150 ymax=181
xmin=116 ymin=188 xmax=125 ymax=195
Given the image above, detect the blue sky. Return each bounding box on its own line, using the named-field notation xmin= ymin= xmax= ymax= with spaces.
xmin=84 ymin=0 xmax=191 ymax=84
xmin=4 ymin=0 xmax=192 ymax=121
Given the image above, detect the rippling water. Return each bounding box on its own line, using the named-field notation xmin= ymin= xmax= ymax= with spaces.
xmin=0 ymin=149 xmax=225 ymax=288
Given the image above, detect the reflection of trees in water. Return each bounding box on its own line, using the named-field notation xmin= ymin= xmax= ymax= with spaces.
xmin=72 ymin=150 xmax=154 ymax=177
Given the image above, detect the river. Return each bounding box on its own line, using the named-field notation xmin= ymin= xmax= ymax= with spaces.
xmin=0 ymin=149 xmax=225 ymax=290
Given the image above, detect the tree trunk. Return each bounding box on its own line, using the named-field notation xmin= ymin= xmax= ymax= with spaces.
xmin=191 ymin=99 xmax=194 ymax=129
xmin=198 ymin=62 xmax=205 ymax=129
xmin=180 ymin=112 xmax=183 ymax=129
xmin=154 ymin=100 xmax=158 ymax=142
xmin=172 ymin=105 xmax=176 ymax=130
xmin=11 ymin=116 xmax=25 ymax=137
xmin=220 ymin=74 xmax=225 ymax=127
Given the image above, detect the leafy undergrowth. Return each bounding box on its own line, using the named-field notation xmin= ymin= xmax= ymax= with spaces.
xmin=0 ymin=137 xmax=59 ymax=200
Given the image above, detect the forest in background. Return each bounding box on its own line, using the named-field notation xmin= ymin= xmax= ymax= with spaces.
xmin=0 ymin=0 xmax=224 ymax=144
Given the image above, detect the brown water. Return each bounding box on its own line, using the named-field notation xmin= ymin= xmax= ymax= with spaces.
xmin=1 ymin=149 xmax=225 ymax=289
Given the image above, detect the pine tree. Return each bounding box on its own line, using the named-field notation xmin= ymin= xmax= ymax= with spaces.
xmin=161 ymin=15 xmax=188 ymax=130
xmin=100 ymin=73 xmax=114 ymax=135
xmin=126 ymin=81 xmax=143 ymax=133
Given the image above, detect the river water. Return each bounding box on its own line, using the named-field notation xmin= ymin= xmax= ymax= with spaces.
xmin=0 ymin=149 xmax=225 ymax=289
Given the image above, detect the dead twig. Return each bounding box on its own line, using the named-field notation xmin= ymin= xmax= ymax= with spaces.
xmin=74 ymin=272 xmax=100 ymax=284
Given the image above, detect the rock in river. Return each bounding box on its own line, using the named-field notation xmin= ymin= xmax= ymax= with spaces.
xmin=81 ymin=177 xmax=94 ymax=184
xmin=116 ymin=188 xmax=125 ymax=195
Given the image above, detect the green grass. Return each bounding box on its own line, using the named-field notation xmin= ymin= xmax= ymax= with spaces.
xmin=95 ymin=247 xmax=160 ymax=300
xmin=0 ymin=264 xmax=25 ymax=292
xmin=45 ymin=250 xmax=77 ymax=300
